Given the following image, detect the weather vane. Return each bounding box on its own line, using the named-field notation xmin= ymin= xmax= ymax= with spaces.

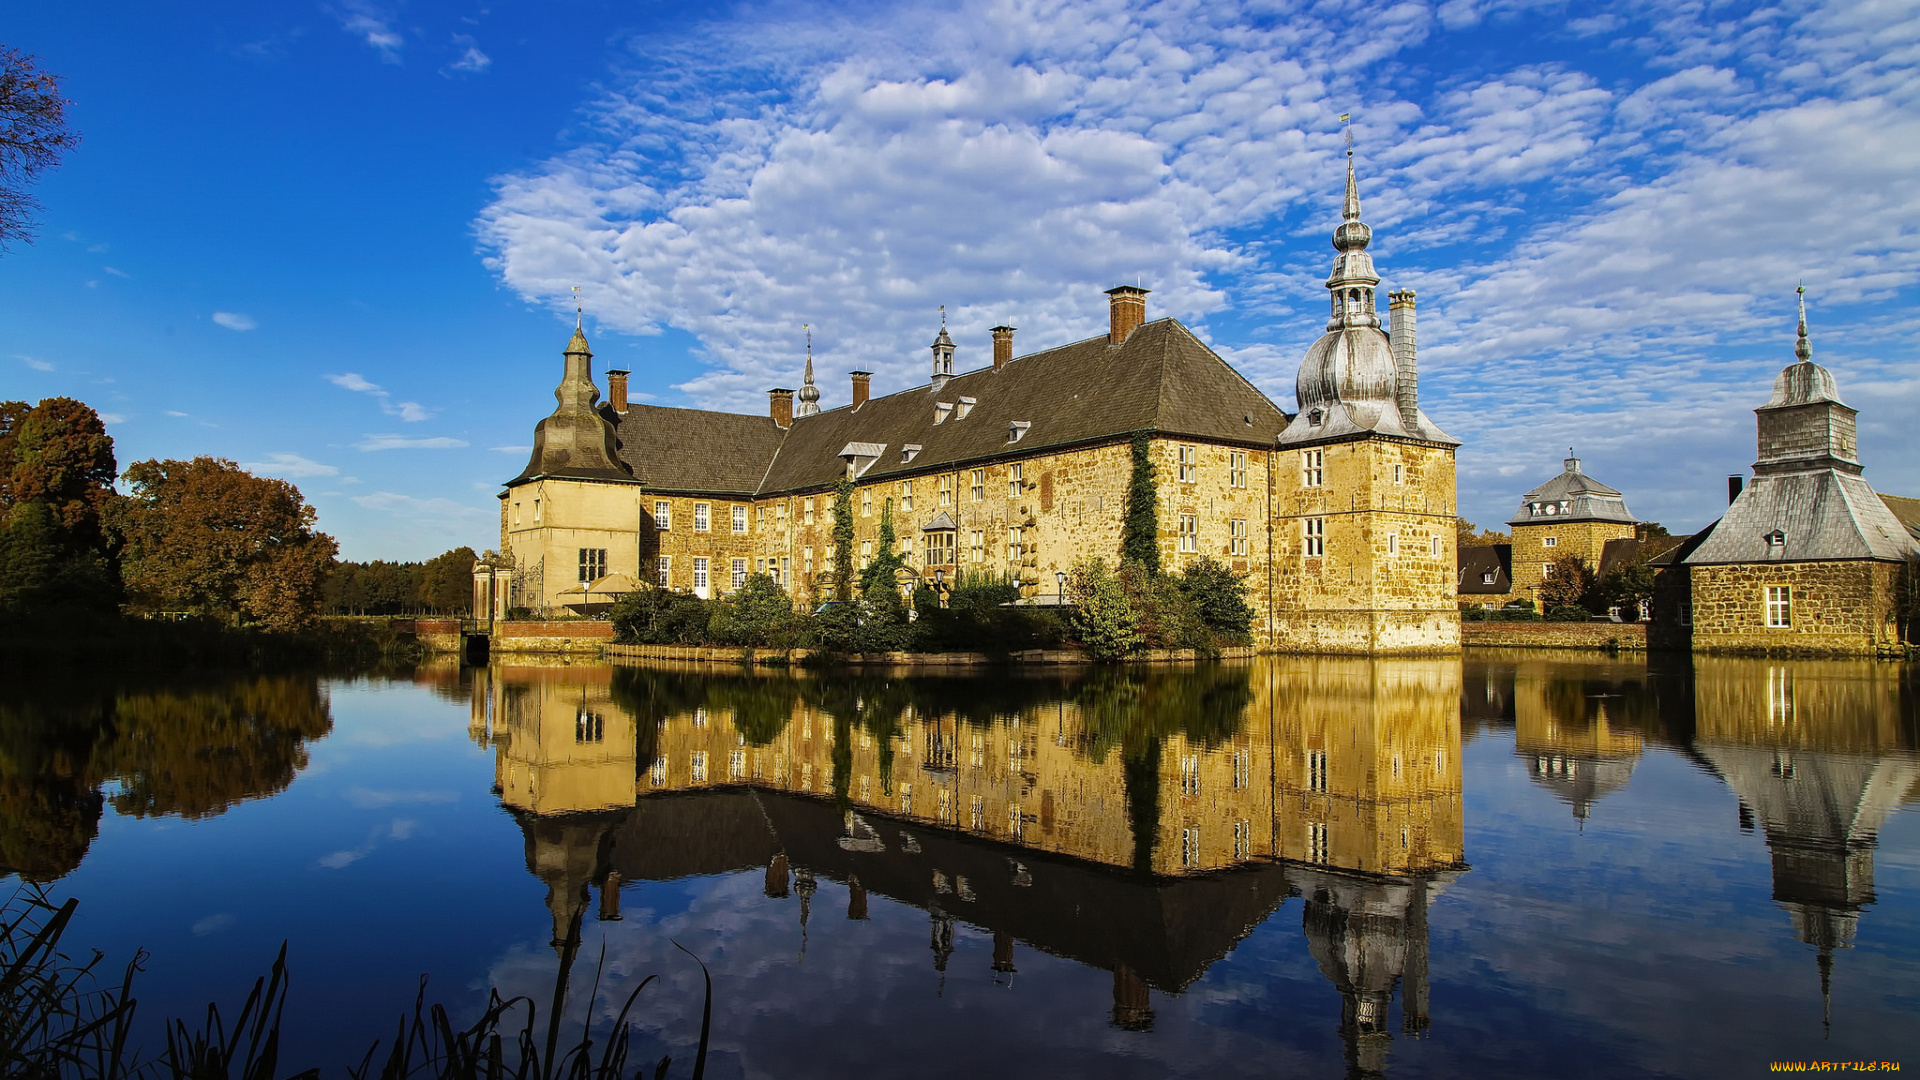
xmin=939 ymin=304 xmax=946 ymax=328
xmin=803 ymin=322 xmax=811 ymax=358
xmin=1340 ymin=112 xmax=1352 ymax=156
xmin=572 ymin=284 xmax=582 ymax=328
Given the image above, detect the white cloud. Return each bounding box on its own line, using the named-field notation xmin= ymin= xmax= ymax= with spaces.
xmin=328 ymin=372 xmax=381 ymax=393
xmin=165 ymin=410 xmax=189 ymax=417
xmin=15 ymin=354 xmax=53 ymax=371
xmin=104 ymin=266 xmax=129 ymax=278
xmin=212 ymin=311 xmax=257 ymax=331
xmin=241 ymin=452 xmax=341 ymax=478
xmin=491 ymin=444 xmax=533 ymax=454
xmin=352 ymin=490 xmax=483 ymax=516
xmin=355 ymin=434 xmax=470 ymax=451
xmin=332 ymin=2 xmax=403 ymax=63
xmin=442 ymin=35 xmax=491 ymax=76
xmin=327 ymin=372 xmax=435 ymax=422
xmin=98 ymin=413 xmax=126 ymax=425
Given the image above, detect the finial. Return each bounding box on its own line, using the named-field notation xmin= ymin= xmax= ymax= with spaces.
xmin=940 ymin=304 xmax=947 ymax=329
xmin=1341 ymin=112 xmax=1352 ymax=157
xmin=1340 ymin=115 xmax=1361 ymax=225
xmin=572 ymin=284 xmax=581 ymax=329
xmin=1795 ymin=283 xmax=1812 ymax=363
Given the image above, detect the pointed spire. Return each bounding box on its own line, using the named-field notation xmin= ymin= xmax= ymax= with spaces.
xmin=1331 ymin=119 xmax=1371 ymax=255
xmin=797 ymin=323 xmax=821 ymax=415
xmin=1796 ymin=283 xmax=1813 ymax=363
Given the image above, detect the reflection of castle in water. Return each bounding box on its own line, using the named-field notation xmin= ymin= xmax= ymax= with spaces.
xmin=473 ymin=659 xmax=1464 ymax=1076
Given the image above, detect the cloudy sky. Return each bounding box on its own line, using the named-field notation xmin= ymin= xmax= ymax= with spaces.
xmin=5 ymin=0 xmax=1917 ymax=559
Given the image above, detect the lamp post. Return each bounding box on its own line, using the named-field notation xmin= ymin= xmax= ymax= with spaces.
xmin=1055 ymin=570 xmax=1067 ymax=606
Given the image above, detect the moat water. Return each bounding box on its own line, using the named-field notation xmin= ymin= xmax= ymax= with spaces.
xmin=4 ymin=653 xmax=1918 ymax=1078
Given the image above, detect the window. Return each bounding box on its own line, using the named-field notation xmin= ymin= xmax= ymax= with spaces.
xmin=804 ymin=497 xmax=815 ymax=525
xmin=1233 ymin=819 xmax=1251 ymax=860
xmin=1307 ymin=749 xmax=1328 ymax=793
xmin=970 ymin=469 xmax=984 ymax=502
xmin=757 ymin=505 xmax=767 ymax=527
xmin=694 ymin=503 xmax=710 ymax=532
xmin=729 ymin=749 xmax=745 ymax=779
xmin=1766 ymin=585 xmax=1792 ymax=628
xmin=1765 ymin=529 xmax=1786 ymax=548
xmin=924 ymin=530 xmax=955 ymax=566
xmin=1181 ymin=754 xmax=1201 ymax=796
xmin=1304 ymin=518 xmax=1325 ymax=557
xmin=803 ymin=547 xmax=814 ymax=577
xmin=862 ymin=489 xmax=872 ymax=516
xmin=533 ymin=498 xmax=541 ymax=522
xmin=1178 ymin=444 xmax=1197 ymax=482
xmin=1543 ymin=536 xmax=1557 ymax=548
xmin=860 ymin=539 xmax=873 ymax=568
xmin=969 ymin=530 xmax=984 ymax=564
xmin=1009 ymin=463 xmax=1023 ymax=498
xmin=1431 ymin=535 xmax=1443 ymax=556
xmin=970 ymin=733 xmax=984 ymax=768
xmin=579 ymin=548 xmax=607 ymax=582
xmin=1231 ymin=519 xmax=1247 ymax=557
xmin=691 ymin=750 xmax=707 ymax=784
xmin=657 ymin=556 xmax=670 ymax=587
xmin=732 ymin=505 xmax=747 ymax=534
xmin=1229 ymin=451 xmax=1247 ymax=489
xmin=1007 ymin=527 xmax=1022 ymax=565
xmin=970 ymin=795 xmax=985 ymax=831
xmin=899 ymin=783 xmax=912 ymax=815
xmin=1543 ymin=563 xmax=1555 ymax=578
xmin=1233 ymin=749 xmax=1250 ymax=789
xmin=1179 ymin=513 xmax=1198 ymax=553
xmin=777 ymin=502 xmax=788 ymax=525
xmin=731 ymin=558 xmax=747 ymax=589
xmin=1308 ymin=821 xmax=1329 ymax=864
xmin=1481 ymin=570 xmax=1496 ymax=585
xmin=1394 ymin=463 xmax=1403 ymax=485
xmin=654 ymin=500 xmax=671 ymax=530
xmin=780 ymin=556 xmax=790 ymax=584
xmin=938 ymin=474 xmax=952 ymax=506
xmin=903 ymin=480 xmax=914 ymax=511
xmin=513 ymin=501 xmax=521 ymax=525
xmin=938 ymin=788 xmax=954 ymax=824
xmin=693 ymin=557 xmax=710 ymax=596
xmin=1009 ymin=804 xmax=1024 ymax=840
xmin=650 ymin=756 xmax=667 ymax=787
xmin=575 ymin=711 xmax=603 ymax=743
xmin=1181 ymin=827 xmax=1201 ymax=867
xmin=1387 ymin=533 xmax=1399 ymax=556
xmin=1303 ymin=449 xmax=1325 ymax=487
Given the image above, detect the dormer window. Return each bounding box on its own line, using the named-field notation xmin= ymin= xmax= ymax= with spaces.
xmin=1765 ymin=529 xmax=1786 ymax=548
xmin=956 ymin=397 xmax=976 ymax=419
xmin=1007 ymin=421 xmax=1031 ymax=444
xmin=901 ymin=444 xmax=922 ymax=463
xmin=934 ymin=402 xmax=954 ymax=424
xmin=1308 ymin=408 xmax=1323 ymax=426
xmin=1482 ymin=571 xmax=1496 ymax=585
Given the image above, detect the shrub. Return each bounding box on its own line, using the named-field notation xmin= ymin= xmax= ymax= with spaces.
xmin=1174 ymin=556 xmax=1254 ymax=646
xmin=1065 ymin=560 xmax=1141 ymax=660
xmin=609 ymin=588 xmax=715 ymax=645
xmin=709 ymin=573 xmax=802 ymax=648
xmin=1546 ymin=605 xmax=1591 ymax=622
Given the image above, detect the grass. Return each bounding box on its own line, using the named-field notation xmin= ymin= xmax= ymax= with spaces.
xmin=0 ymin=886 xmax=711 ymax=1080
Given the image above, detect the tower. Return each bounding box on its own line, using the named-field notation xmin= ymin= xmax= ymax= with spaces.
xmin=930 ymin=308 xmax=955 ymax=392
xmin=1506 ymin=453 xmax=1639 ymax=607
xmin=797 ymin=325 xmax=821 ymax=417
xmin=1272 ymin=140 xmax=1462 ymax=653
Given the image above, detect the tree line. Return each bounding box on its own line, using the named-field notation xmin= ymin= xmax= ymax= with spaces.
xmin=322 ymin=548 xmax=476 ymax=616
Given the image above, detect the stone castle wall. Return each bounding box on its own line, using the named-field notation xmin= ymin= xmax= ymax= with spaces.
xmin=1687 ymin=559 xmax=1902 ymax=656
xmin=1510 ymin=518 xmax=1634 ymax=603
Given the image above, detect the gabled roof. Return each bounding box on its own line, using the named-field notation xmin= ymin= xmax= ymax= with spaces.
xmin=607 ymin=402 xmax=789 ymax=495
xmin=757 ymin=318 xmax=1290 ymax=495
xmin=1456 ymin=545 xmax=1512 ymax=594
xmin=1684 ymin=471 xmax=1920 ymax=565
xmin=1882 ymin=493 xmax=1920 ymax=541
xmin=1509 ymin=457 xmax=1638 ymax=527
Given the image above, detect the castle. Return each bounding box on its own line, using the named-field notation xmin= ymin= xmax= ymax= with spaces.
xmin=484 ymin=154 xmax=1463 ymax=654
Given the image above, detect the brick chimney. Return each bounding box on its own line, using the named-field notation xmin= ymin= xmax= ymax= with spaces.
xmin=769 ymin=387 xmax=794 ymax=428
xmin=605 ymin=369 xmax=629 ymax=413
xmin=1105 ymin=286 xmax=1149 ymax=345
xmin=850 ymin=371 xmax=871 ymax=409
xmin=990 ymin=325 xmax=1016 ymax=370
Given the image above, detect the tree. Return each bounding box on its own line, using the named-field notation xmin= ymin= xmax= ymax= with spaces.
xmin=859 ymin=497 xmax=907 ymax=597
xmin=418 ymin=547 xmax=477 ymax=613
xmin=1065 ymin=559 xmax=1141 ymax=660
xmin=0 ymin=398 xmax=119 ymax=612
xmin=1456 ymin=517 xmax=1509 ymax=546
xmin=1537 ymin=554 xmax=1596 ymax=610
xmin=831 ymin=476 xmax=855 ymax=602
xmin=1176 ymin=556 xmax=1254 ymax=646
xmin=1121 ymin=433 xmax=1161 ymax=574
xmin=0 ymin=49 xmax=80 ymax=251
xmin=112 ymin=457 xmax=338 ymax=630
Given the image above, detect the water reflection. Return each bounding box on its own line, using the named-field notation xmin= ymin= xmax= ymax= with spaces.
xmin=474 ymin=658 xmax=1466 ymax=1074
xmin=0 ymin=674 xmax=334 ymax=879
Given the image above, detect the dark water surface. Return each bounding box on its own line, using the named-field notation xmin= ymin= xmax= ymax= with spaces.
xmin=4 ymin=653 xmax=1918 ymax=1078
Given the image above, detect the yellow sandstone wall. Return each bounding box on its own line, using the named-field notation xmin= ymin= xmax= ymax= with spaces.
xmin=1510 ymin=519 xmax=1634 ymax=603
xmin=1688 ymin=560 xmax=1902 ymax=657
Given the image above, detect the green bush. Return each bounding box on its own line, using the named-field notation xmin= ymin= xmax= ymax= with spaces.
xmin=1546 ymin=605 xmax=1591 ymax=622
xmin=1065 ymin=560 xmax=1142 ymax=660
xmin=609 ymin=588 xmax=716 ymax=645
xmin=1174 ymin=556 xmax=1254 ymax=646
xmin=708 ymin=573 xmax=805 ymax=648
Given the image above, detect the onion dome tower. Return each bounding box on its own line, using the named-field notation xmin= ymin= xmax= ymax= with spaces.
xmin=513 ymin=318 xmax=628 ymax=482
xmin=797 ymin=324 xmax=821 ymax=417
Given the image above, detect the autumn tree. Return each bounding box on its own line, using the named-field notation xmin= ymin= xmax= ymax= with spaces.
xmin=419 ymin=546 xmax=476 ymax=613
xmin=113 ymin=457 xmax=338 ymax=630
xmin=1537 ymin=554 xmax=1596 ymax=610
xmin=1456 ymin=517 xmax=1510 ymax=546
xmin=0 ymin=48 xmax=80 ymax=251
xmin=0 ymin=397 xmax=119 ymax=611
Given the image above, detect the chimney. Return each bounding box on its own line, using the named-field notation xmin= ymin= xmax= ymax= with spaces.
xmin=769 ymin=387 xmax=794 ymax=428
xmin=1729 ymin=474 xmax=1744 ymax=504
xmin=850 ymin=371 xmax=871 ymax=409
xmin=605 ymin=369 xmax=629 ymax=413
xmin=1388 ymin=290 xmax=1417 ymax=433
xmin=990 ymin=325 xmax=1016 ymax=370
xmin=1105 ymin=285 xmax=1149 ymax=345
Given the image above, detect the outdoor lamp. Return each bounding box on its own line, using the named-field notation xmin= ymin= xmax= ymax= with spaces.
xmin=1056 ymin=570 xmax=1066 ymax=597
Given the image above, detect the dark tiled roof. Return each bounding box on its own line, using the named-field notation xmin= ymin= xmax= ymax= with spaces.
xmin=1456 ymin=544 xmax=1512 ymax=595
xmin=1882 ymin=493 xmax=1920 ymax=541
xmin=607 ymin=403 xmax=789 ymax=495
xmin=758 ymin=319 xmax=1290 ymax=495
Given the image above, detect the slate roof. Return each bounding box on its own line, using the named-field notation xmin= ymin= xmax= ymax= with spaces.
xmin=1457 ymin=545 xmax=1512 ymax=595
xmin=1684 ymin=471 xmax=1920 ymax=565
xmin=1881 ymin=494 xmax=1920 ymax=541
xmin=1508 ymin=458 xmax=1638 ymax=527
xmin=509 ymin=318 xmax=1292 ymax=498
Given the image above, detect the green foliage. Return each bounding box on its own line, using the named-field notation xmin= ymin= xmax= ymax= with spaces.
xmin=322 ymin=548 xmax=476 ymax=616
xmin=1596 ymin=561 xmax=1657 ymax=620
xmin=858 ymin=498 xmax=908 ymax=598
xmin=831 ymin=477 xmax=855 ymax=602
xmin=608 ymin=588 xmax=716 ymax=645
xmin=1120 ymin=433 xmax=1161 ymax=574
xmin=0 ymin=399 xmax=121 ymax=616
xmin=1174 ymin=556 xmax=1254 ymax=645
xmin=1545 ymin=604 xmax=1591 ymax=622
xmin=707 ymin=573 xmax=802 ymax=648
xmin=908 ymin=569 xmax=1063 ymax=654
xmin=1065 ymin=559 xmax=1141 ymax=660
xmin=1456 ymin=517 xmax=1510 ymax=546
xmin=1537 ymin=554 xmax=1595 ymax=610
xmin=0 ymin=500 xmax=118 ymax=613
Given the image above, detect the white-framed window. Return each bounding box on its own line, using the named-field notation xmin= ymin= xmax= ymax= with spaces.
xmin=579 ymin=548 xmax=607 ymax=582
xmin=780 ymin=556 xmax=790 ymax=584
xmin=860 ymin=539 xmax=873 ymax=568
xmin=1544 ymin=563 xmax=1555 ymax=578
xmin=1178 ymin=444 xmax=1197 ymax=483
xmin=938 ymin=474 xmax=953 ymax=506
xmin=1544 ymin=536 xmax=1558 ymax=548
xmin=732 ymin=505 xmax=747 ymax=534
xmin=1233 ymin=819 xmax=1251 ymax=860
xmin=1009 ymin=463 xmax=1023 ymax=498
xmin=729 ymin=748 xmax=745 ymax=779
xmin=1307 ymin=821 xmax=1329 ymax=864
xmin=693 ymin=557 xmax=710 ymax=597
xmin=777 ymin=502 xmax=788 ymax=525
xmin=902 ymin=480 xmax=914 ymax=511
xmin=862 ymin=488 xmax=872 ymax=516
xmin=757 ymin=505 xmax=767 ymax=527
xmin=1431 ymin=535 xmax=1443 ymax=556
xmin=1233 ymin=749 xmax=1250 ymax=789
xmin=1181 ymin=826 xmax=1201 ymax=867
xmin=731 ymin=558 xmax=747 ymax=589
xmin=1303 ymin=449 xmax=1325 ymax=487
xmin=1181 ymin=753 xmax=1201 ymax=796
xmin=970 ymin=795 xmax=985 ymax=831
xmin=654 ymin=500 xmax=671 ymax=530
xmin=513 ymin=501 xmax=521 ymax=525
xmin=969 ymin=530 xmax=984 ymax=564
xmin=1766 ymin=585 xmax=1792 ymax=628
xmin=656 ymin=556 xmax=670 ymax=587
xmin=803 ymin=546 xmax=814 ymax=577
xmin=1387 ymin=533 xmax=1399 ymax=556
xmin=650 ymin=756 xmax=667 ymax=787
xmin=1229 ymin=451 xmax=1247 ymax=489
xmin=1304 ymin=518 xmax=1325 ymax=557
xmin=1178 ymin=513 xmax=1198 ymax=553
xmin=923 ymin=530 xmax=955 ymax=566
xmin=1230 ymin=518 xmax=1247 ymax=557
xmin=1007 ymin=527 xmax=1022 ymax=565
xmin=533 ymin=498 xmax=541 ymax=522
xmin=694 ymin=503 xmax=710 ymax=532
xmin=691 ymin=750 xmax=707 ymax=784
xmin=970 ymin=469 xmax=984 ymax=502
xmin=1394 ymin=463 xmax=1404 ymax=485
xmin=804 ymin=497 xmax=815 ymax=525
xmin=1307 ymin=748 xmax=1328 ymax=793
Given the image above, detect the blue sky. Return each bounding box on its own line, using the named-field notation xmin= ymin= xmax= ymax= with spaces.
xmin=4 ymin=0 xmax=1917 ymax=560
